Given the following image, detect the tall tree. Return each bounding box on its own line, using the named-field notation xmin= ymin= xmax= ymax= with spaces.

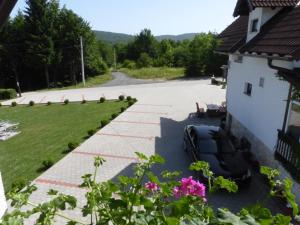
xmin=24 ymin=0 xmax=55 ymax=88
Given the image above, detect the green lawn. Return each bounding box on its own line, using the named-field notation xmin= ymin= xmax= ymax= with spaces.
xmin=119 ymin=67 xmax=185 ymax=80
xmin=0 ymin=101 xmax=127 ymax=191
xmin=41 ymin=73 xmax=113 ymax=91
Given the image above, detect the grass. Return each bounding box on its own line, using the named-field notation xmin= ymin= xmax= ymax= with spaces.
xmin=0 ymin=101 xmax=127 ymax=191
xmin=119 ymin=67 xmax=185 ymax=80
xmin=40 ymin=73 xmax=113 ymax=91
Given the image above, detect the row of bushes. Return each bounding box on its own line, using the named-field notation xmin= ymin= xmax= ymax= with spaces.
xmin=38 ymin=96 xmax=138 ymax=172
xmin=6 ymin=95 xmax=138 ymax=107
xmin=0 ymin=89 xmax=17 ymax=100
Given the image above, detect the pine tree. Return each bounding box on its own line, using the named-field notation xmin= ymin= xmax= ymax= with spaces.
xmin=24 ymin=0 xmax=54 ymax=88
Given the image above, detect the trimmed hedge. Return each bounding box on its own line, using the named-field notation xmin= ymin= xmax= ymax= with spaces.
xmin=0 ymin=89 xmax=17 ymax=100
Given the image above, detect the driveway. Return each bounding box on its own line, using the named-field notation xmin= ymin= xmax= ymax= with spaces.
xmin=5 ymin=79 xmax=281 ymax=224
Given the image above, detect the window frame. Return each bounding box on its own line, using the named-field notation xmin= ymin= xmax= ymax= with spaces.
xmin=244 ymin=82 xmax=252 ymax=96
xmin=250 ymin=19 xmax=259 ymax=33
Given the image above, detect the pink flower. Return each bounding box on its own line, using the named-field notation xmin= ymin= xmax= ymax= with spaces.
xmin=173 ymin=176 xmax=206 ymax=199
xmin=145 ymin=182 xmax=159 ymax=192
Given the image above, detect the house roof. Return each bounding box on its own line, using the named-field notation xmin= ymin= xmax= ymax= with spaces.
xmin=240 ymin=7 xmax=300 ymax=59
xmin=217 ymin=16 xmax=249 ymax=53
xmin=0 ymin=0 xmax=18 ymax=27
xmin=233 ymin=0 xmax=300 ymax=16
xmin=217 ymin=5 xmax=300 ymax=60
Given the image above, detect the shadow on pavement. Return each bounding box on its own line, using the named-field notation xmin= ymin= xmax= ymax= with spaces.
xmin=110 ymin=113 xmax=286 ymax=214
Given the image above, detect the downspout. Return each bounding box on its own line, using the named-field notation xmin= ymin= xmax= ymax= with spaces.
xmin=268 ymin=59 xmax=293 ymax=132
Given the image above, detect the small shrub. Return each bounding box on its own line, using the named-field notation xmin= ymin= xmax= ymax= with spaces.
xmin=128 ymin=101 xmax=134 ymax=107
xmin=64 ymin=99 xmax=69 ymax=105
xmin=47 ymin=101 xmax=52 ymax=106
xmin=100 ymin=120 xmax=109 ymax=128
xmin=126 ymin=96 xmax=132 ymax=101
xmin=42 ymin=160 xmax=54 ymax=170
xmin=29 ymin=101 xmax=35 ymax=106
xmin=122 ymin=59 xmax=136 ymax=69
xmin=111 ymin=113 xmax=118 ymax=120
xmin=82 ymin=99 xmax=87 ymax=104
xmin=68 ymin=142 xmax=79 ymax=151
xmin=121 ymin=107 xmax=126 ymax=112
xmin=11 ymin=101 xmax=17 ymax=107
xmin=87 ymin=129 xmax=97 ymax=137
xmin=119 ymin=95 xmax=125 ymax=101
xmin=132 ymin=98 xmax=138 ymax=103
xmin=11 ymin=179 xmax=26 ymax=192
xmin=99 ymin=97 xmax=106 ymax=103
xmin=0 ymin=89 xmax=17 ymax=100
xmin=0 ymin=103 xmax=2 ymax=107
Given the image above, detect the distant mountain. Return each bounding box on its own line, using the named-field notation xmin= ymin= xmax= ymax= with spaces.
xmin=94 ymin=31 xmax=134 ymax=44
xmin=155 ymin=33 xmax=199 ymax=42
xmin=94 ymin=31 xmax=199 ymax=44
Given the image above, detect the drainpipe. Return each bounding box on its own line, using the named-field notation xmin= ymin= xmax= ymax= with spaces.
xmin=268 ymin=59 xmax=294 ymax=132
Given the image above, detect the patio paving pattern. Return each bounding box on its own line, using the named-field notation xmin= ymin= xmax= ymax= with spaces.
xmin=5 ymin=79 xmax=283 ymax=224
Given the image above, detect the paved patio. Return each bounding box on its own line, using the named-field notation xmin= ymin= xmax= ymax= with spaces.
xmin=5 ymin=79 xmax=282 ymax=224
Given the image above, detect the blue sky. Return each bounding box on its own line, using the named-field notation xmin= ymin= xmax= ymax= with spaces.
xmin=11 ymin=0 xmax=237 ymax=35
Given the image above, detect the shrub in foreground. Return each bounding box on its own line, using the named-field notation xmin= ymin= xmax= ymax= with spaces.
xmin=11 ymin=101 xmax=17 ymax=107
xmin=100 ymin=120 xmax=109 ymax=128
xmin=68 ymin=142 xmax=79 ymax=151
xmin=0 ymin=89 xmax=17 ymax=100
xmin=29 ymin=101 xmax=35 ymax=106
xmin=47 ymin=101 xmax=52 ymax=106
xmin=87 ymin=129 xmax=97 ymax=137
xmin=126 ymin=96 xmax=132 ymax=101
xmin=64 ymin=99 xmax=69 ymax=105
xmin=82 ymin=99 xmax=87 ymax=104
xmin=111 ymin=113 xmax=118 ymax=119
xmin=41 ymin=160 xmax=54 ymax=170
xmin=121 ymin=107 xmax=126 ymax=112
xmin=119 ymin=95 xmax=125 ymax=101
xmin=4 ymin=154 xmax=299 ymax=225
xmin=99 ymin=97 xmax=106 ymax=103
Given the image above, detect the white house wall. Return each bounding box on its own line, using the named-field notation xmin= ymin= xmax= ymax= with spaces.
xmin=0 ymin=173 xmax=6 ymax=218
xmin=227 ymin=55 xmax=291 ymax=151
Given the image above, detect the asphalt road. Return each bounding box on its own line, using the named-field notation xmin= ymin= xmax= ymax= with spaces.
xmin=100 ymin=71 xmax=164 ymax=87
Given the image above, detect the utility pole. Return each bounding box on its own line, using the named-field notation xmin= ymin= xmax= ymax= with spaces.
xmin=113 ymin=48 xmax=117 ymax=71
xmin=80 ymin=36 xmax=86 ymax=87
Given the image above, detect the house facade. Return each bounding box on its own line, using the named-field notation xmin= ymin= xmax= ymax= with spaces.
xmin=217 ymin=0 xmax=300 ymax=174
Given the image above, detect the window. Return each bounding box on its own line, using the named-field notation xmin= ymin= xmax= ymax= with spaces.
xmin=259 ymin=77 xmax=265 ymax=87
xmin=251 ymin=19 xmax=259 ymax=32
xmin=244 ymin=82 xmax=252 ymax=96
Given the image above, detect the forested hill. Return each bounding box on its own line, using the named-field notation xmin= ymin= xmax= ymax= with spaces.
xmin=94 ymin=30 xmax=199 ymax=44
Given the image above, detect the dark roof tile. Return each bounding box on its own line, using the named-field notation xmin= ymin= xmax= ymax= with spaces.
xmin=240 ymin=7 xmax=300 ymax=59
xmin=216 ymin=16 xmax=248 ymax=53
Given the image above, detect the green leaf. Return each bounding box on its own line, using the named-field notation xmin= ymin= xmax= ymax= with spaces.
xmin=166 ymin=217 xmax=180 ymax=225
xmin=211 ymin=176 xmax=238 ymax=193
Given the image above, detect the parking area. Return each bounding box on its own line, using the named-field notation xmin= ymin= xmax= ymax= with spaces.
xmin=5 ymin=79 xmax=282 ymax=224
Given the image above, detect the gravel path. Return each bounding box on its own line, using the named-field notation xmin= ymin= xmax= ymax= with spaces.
xmin=100 ymin=72 xmax=164 ymax=87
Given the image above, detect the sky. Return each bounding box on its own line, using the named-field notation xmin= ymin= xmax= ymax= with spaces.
xmin=11 ymin=0 xmax=237 ymax=36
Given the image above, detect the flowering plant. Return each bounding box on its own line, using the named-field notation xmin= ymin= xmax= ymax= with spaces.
xmin=1 ymin=153 xmax=299 ymax=225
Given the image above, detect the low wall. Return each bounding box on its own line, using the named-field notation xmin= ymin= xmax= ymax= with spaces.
xmin=0 ymin=173 xmax=6 ymax=218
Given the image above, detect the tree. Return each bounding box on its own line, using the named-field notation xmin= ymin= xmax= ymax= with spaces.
xmin=185 ymin=33 xmax=227 ymax=77
xmin=24 ymin=0 xmax=55 ymax=88
xmin=127 ymin=29 xmax=158 ymax=60
xmin=137 ymin=52 xmax=152 ymax=68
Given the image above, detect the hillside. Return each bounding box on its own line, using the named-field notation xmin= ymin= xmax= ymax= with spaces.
xmin=94 ymin=30 xmax=199 ymax=44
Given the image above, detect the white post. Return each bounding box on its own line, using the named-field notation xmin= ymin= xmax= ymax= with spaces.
xmin=0 ymin=173 xmax=7 ymax=219
xmin=80 ymin=36 xmax=86 ymax=87
xmin=114 ymin=48 xmax=117 ymax=71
